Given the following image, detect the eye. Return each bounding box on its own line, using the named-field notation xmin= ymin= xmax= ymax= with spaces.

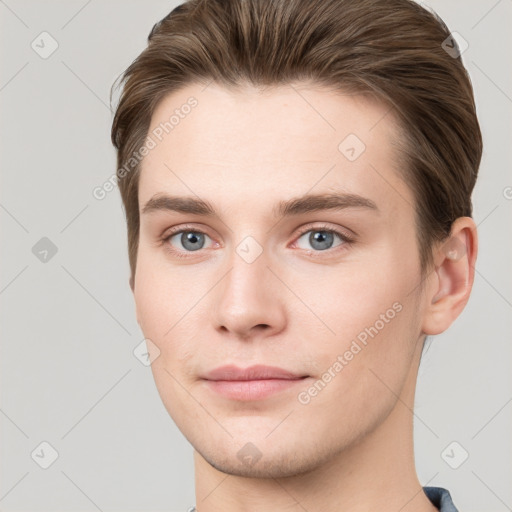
xmin=161 ymin=223 xmax=353 ymax=260
xmin=295 ymin=226 xmax=351 ymax=252
xmin=166 ymin=229 xmax=213 ymax=253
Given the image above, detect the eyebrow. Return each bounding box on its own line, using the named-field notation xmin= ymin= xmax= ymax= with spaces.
xmin=141 ymin=192 xmax=378 ymax=218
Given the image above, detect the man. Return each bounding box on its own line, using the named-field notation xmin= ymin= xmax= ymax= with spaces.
xmin=111 ymin=0 xmax=481 ymax=510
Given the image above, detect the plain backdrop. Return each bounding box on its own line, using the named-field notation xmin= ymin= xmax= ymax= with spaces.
xmin=1 ymin=1 xmax=511 ymax=511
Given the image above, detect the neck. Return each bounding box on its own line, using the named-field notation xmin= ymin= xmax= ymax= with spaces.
xmin=193 ymin=343 xmax=437 ymax=512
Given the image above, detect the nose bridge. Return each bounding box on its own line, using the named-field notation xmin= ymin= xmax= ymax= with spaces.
xmin=223 ymin=235 xmax=272 ymax=306
xmin=213 ymin=233 xmax=284 ymax=337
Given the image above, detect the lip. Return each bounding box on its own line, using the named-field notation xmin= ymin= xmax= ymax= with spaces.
xmin=203 ymin=364 xmax=306 ymax=381
xmin=202 ymin=365 xmax=309 ymax=401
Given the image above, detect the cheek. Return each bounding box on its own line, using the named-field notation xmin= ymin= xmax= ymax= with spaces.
xmin=294 ymin=283 xmax=420 ymax=442
xmin=133 ymin=255 xmax=209 ymax=430
xmin=301 ymin=258 xmax=412 ymax=341
xmin=133 ymin=252 xmax=182 ymax=344
xmin=299 ymin=256 xmax=421 ymax=394
xmin=133 ymin=251 xmax=209 ymax=372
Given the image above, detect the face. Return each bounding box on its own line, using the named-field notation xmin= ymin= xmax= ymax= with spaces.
xmin=134 ymin=81 xmax=426 ymax=477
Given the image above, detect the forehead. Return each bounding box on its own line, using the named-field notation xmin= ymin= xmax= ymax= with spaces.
xmin=138 ymin=81 xmax=412 ymax=217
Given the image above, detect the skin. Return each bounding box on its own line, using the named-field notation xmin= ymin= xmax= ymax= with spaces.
xmin=132 ymin=81 xmax=477 ymax=512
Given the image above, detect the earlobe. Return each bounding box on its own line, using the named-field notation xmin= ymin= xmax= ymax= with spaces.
xmin=422 ymin=217 xmax=478 ymax=335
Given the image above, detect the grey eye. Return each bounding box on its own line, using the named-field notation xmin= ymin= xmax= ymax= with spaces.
xmin=170 ymin=231 xmax=210 ymax=252
xmin=296 ymin=230 xmax=342 ymax=251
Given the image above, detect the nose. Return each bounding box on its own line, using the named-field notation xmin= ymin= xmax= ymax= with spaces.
xmin=213 ymin=244 xmax=286 ymax=341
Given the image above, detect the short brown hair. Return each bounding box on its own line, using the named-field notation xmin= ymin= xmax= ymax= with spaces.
xmin=111 ymin=0 xmax=482 ymax=284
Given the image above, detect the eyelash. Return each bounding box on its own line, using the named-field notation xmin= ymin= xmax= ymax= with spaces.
xmin=161 ymin=223 xmax=354 ymax=260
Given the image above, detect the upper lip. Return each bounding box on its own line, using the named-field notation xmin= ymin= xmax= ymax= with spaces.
xmin=203 ymin=364 xmax=307 ymax=381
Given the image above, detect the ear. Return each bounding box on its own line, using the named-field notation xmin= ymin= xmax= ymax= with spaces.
xmin=421 ymin=217 xmax=478 ymax=336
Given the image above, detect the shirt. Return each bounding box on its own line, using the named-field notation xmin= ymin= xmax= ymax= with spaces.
xmin=424 ymin=486 xmax=459 ymax=511
xmin=187 ymin=486 xmax=459 ymax=511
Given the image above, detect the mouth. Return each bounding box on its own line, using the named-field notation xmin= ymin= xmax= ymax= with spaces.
xmin=201 ymin=364 xmax=310 ymax=401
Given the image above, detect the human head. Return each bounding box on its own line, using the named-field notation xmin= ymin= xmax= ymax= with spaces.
xmin=111 ymin=0 xmax=482 ymax=287
xmin=109 ymin=0 xmax=481 ymax=486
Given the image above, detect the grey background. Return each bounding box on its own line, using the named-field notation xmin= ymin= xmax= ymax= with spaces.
xmin=0 ymin=1 xmax=511 ymax=511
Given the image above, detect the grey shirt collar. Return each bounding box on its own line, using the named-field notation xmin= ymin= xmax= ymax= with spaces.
xmin=424 ymin=486 xmax=459 ymax=511
xmin=187 ymin=486 xmax=460 ymax=511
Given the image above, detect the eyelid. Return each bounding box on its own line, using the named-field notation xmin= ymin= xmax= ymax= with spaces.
xmin=292 ymin=222 xmax=355 ymax=243
xmin=163 ymin=222 xmax=354 ymax=241
xmin=163 ymin=223 xmax=214 ymax=240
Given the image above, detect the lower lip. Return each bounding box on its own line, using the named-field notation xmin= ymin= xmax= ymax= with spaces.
xmin=204 ymin=378 xmax=307 ymax=401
